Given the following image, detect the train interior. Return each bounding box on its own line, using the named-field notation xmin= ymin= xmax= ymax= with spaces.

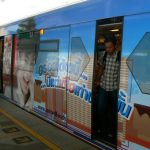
xmin=92 ymin=17 xmax=123 ymax=148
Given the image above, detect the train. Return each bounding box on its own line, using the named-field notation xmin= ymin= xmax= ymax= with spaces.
xmin=0 ymin=0 xmax=150 ymax=149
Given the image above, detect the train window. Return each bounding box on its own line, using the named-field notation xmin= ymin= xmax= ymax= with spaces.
xmin=35 ymin=39 xmax=59 ymax=77
xmin=69 ymin=37 xmax=90 ymax=81
xmin=127 ymin=32 xmax=150 ymax=95
xmin=39 ymin=40 xmax=59 ymax=52
xmin=17 ymin=32 xmax=37 ymax=71
xmin=92 ymin=17 xmax=123 ymax=148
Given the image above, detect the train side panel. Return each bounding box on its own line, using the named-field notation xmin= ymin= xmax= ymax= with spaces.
xmin=118 ymin=13 xmax=150 ymax=150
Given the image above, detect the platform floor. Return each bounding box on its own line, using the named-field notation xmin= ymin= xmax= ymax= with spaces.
xmin=0 ymin=97 xmax=98 ymax=150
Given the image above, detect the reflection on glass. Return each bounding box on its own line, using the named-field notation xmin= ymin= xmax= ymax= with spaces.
xmin=127 ymin=32 xmax=150 ymax=94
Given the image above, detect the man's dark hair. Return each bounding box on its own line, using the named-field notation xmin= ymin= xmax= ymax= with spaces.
xmin=104 ymin=34 xmax=117 ymax=45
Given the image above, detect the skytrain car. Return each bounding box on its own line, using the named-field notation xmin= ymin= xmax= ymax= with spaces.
xmin=0 ymin=0 xmax=150 ymax=149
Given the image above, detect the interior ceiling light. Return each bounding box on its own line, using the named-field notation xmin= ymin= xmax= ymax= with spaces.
xmin=110 ymin=29 xmax=119 ymax=32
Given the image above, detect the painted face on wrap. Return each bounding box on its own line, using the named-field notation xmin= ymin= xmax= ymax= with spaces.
xmin=17 ymin=51 xmax=35 ymax=103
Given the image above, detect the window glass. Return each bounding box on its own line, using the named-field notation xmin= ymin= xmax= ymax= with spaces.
xmin=36 ymin=40 xmax=59 ymax=76
xmin=127 ymin=32 xmax=150 ymax=94
xmin=69 ymin=37 xmax=90 ymax=81
xmin=39 ymin=40 xmax=59 ymax=51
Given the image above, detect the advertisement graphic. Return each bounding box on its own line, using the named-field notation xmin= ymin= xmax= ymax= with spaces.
xmin=12 ymin=32 xmax=36 ymax=110
xmin=33 ymin=27 xmax=70 ymax=125
xmin=67 ymin=22 xmax=95 ymax=135
xmin=3 ymin=35 xmax=12 ymax=99
xmin=118 ymin=90 xmax=134 ymax=120
xmin=33 ymin=22 xmax=96 ymax=132
xmin=118 ymin=13 xmax=150 ymax=149
xmin=0 ymin=39 xmax=3 ymax=91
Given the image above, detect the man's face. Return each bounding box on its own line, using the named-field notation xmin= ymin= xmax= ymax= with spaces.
xmin=105 ymin=42 xmax=115 ymax=55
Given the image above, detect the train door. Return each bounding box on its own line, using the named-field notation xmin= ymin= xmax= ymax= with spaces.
xmin=0 ymin=37 xmax=4 ymax=93
xmin=33 ymin=26 xmax=70 ymax=126
xmin=66 ymin=21 xmax=96 ymax=137
xmin=92 ymin=17 xmax=123 ymax=148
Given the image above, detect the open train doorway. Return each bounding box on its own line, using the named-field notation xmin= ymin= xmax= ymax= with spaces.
xmin=92 ymin=17 xmax=123 ymax=148
xmin=0 ymin=37 xmax=4 ymax=93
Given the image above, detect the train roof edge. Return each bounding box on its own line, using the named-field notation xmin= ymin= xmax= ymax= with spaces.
xmin=1 ymin=0 xmax=150 ymax=36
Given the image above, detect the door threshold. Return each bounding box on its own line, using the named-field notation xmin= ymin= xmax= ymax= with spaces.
xmin=93 ymin=137 xmax=116 ymax=150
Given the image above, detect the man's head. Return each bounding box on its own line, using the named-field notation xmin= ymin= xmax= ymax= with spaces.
xmin=104 ymin=35 xmax=117 ymax=55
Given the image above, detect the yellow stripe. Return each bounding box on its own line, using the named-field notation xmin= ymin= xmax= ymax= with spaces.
xmin=0 ymin=108 xmax=61 ymax=150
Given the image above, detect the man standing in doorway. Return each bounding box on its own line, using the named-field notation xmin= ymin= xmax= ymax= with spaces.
xmin=97 ymin=35 xmax=120 ymax=144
